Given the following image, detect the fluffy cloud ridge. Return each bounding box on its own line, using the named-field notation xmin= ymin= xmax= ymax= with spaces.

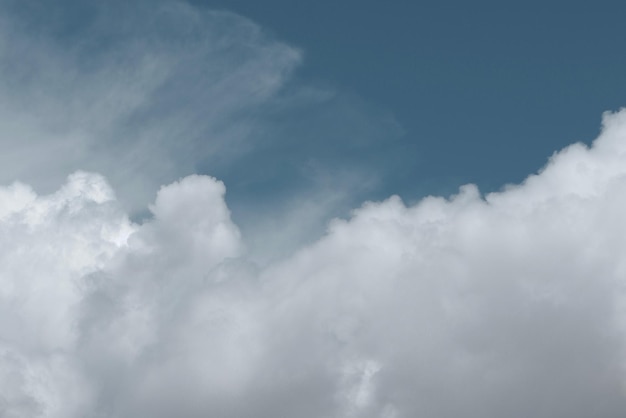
xmin=1 ymin=111 xmax=626 ymax=417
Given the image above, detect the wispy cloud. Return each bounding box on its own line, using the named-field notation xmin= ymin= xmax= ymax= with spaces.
xmin=0 ymin=0 xmax=301 ymax=211
xmin=0 ymin=0 xmax=406 ymax=259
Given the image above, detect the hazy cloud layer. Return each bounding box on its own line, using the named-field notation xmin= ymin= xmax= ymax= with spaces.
xmin=0 ymin=0 xmax=301 ymax=211
xmin=2 ymin=110 xmax=626 ymax=417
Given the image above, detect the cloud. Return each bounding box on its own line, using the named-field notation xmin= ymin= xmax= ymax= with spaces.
xmin=0 ymin=0 xmax=301 ymax=211
xmin=2 ymin=109 xmax=626 ymax=417
xmin=3 ymin=1 xmax=626 ymax=417
xmin=0 ymin=0 xmax=407 ymax=263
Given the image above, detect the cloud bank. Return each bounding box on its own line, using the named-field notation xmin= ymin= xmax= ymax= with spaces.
xmin=2 ymin=109 xmax=626 ymax=417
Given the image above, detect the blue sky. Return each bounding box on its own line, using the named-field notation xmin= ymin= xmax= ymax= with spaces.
xmin=186 ymin=0 xmax=626 ymax=250
xmin=4 ymin=2 xmax=626 ymax=417
xmin=194 ymin=0 xmax=626 ymax=198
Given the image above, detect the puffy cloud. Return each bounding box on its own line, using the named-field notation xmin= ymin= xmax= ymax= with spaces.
xmin=0 ymin=172 xmax=131 ymax=417
xmin=2 ymin=110 xmax=626 ymax=417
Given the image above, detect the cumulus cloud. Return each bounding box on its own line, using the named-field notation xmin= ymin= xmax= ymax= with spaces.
xmin=2 ymin=110 xmax=626 ymax=417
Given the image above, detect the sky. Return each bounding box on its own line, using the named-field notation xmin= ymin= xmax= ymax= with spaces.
xmin=2 ymin=1 xmax=626 ymax=417
xmin=196 ymin=0 xmax=626 ymax=192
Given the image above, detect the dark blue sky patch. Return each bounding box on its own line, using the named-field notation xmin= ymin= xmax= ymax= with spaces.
xmin=190 ymin=0 xmax=626 ymax=198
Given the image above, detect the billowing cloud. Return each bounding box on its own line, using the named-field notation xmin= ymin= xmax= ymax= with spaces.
xmin=2 ymin=110 xmax=626 ymax=417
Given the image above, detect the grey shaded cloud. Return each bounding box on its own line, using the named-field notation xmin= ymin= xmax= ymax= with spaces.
xmin=2 ymin=110 xmax=626 ymax=417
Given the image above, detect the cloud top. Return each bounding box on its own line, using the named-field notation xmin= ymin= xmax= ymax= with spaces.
xmin=1 ymin=109 xmax=626 ymax=417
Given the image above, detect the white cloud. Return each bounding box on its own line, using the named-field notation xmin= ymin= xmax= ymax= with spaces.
xmin=1 ymin=110 xmax=626 ymax=417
